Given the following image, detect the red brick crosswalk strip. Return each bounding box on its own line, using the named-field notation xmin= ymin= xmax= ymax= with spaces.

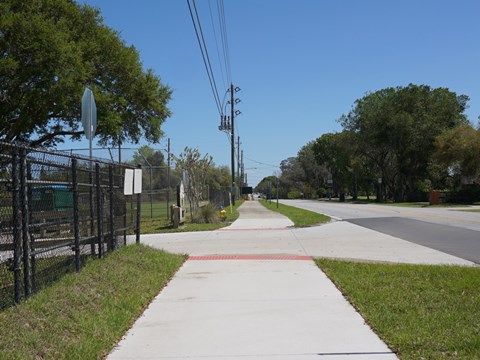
xmin=188 ymin=255 xmax=312 ymax=261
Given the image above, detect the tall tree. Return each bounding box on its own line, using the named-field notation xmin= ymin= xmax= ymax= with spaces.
xmin=340 ymin=84 xmax=469 ymax=201
xmin=278 ymin=142 xmax=328 ymax=198
xmin=206 ymin=166 xmax=231 ymax=191
xmin=434 ymin=124 xmax=480 ymax=185
xmin=279 ymin=157 xmax=304 ymax=193
xmin=313 ymin=132 xmax=352 ymax=200
xmin=297 ymin=141 xmax=329 ymax=197
xmin=0 ymin=0 xmax=172 ymax=147
xmin=172 ymin=147 xmax=213 ymax=213
xmin=254 ymin=176 xmax=278 ymax=196
xmin=132 ymin=146 xmax=169 ymax=190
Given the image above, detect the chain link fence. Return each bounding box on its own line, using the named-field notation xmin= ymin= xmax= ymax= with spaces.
xmin=0 ymin=142 xmax=139 ymax=310
xmin=209 ymin=186 xmax=235 ymax=208
xmin=68 ymin=148 xmax=176 ymax=222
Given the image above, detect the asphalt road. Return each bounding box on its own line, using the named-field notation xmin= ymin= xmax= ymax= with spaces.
xmin=281 ymin=200 xmax=480 ymax=264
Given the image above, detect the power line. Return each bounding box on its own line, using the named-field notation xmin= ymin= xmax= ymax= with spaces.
xmin=187 ymin=0 xmax=222 ymax=114
xmin=244 ymin=156 xmax=279 ymax=168
xmin=192 ymin=0 xmax=222 ymax=109
xmin=208 ymin=0 xmax=226 ymax=91
xmin=217 ymin=0 xmax=232 ymax=83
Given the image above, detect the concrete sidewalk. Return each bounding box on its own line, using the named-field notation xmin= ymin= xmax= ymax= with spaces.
xmin=140 ymin=201 xmax=473 ymax=266
xmin=224 ymin=200 xmax=294 ymax=229
xmin=108 ymin=257 xmax=396 ymax=359
xmin=108 ymin=201 xmax=476 ymax=359
xmin=108 ymin=201 xmax=403 ymax=359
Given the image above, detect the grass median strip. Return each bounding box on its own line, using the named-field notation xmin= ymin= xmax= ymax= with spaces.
xmin=260 ymin=200 xmax=330 ymax=227
xmin=0 ymin=244 xmax=186 ymax=359
xmin=316 ymin=259 xmax=480 ymax=359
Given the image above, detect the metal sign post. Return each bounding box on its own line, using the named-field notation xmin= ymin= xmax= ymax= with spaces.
xmin=81 ymin=88 xmax=97 ymax=161
xmin=81 ymin=88 xmax=97 ymax=254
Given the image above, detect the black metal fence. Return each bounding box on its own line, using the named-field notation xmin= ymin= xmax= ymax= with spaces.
xmin=0 ymin=142 xmax=140 ymax=310
xmin=210 ymin=187 xmax=234 ymax=208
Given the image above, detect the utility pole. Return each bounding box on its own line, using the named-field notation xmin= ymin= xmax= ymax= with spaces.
xmin=219 ymin=84 xmax=240 ymax=206
xmin=237 ymin=136 xmax=241 ymax=188
xmin=167 ymin=138 xmax=171 ymax=218
xmin=241 ymin=150 xmax=244 ymax=187
xmin=230 ymin=83 xmax=235 ymax=206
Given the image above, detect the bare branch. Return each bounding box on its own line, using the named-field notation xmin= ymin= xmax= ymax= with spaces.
xmin=29 ymin=130 xmax=84 ymax=147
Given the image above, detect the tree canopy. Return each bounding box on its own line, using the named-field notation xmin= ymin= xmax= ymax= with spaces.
xmin=254 ymin=176 xmax=278 ymax=195
xmin=276 ymin=84 xmax=477 ymax=202
xmin=434 ymin=124 xmax=480 ymax=185
xmin=277 ymin=142 xmax=327 ymax=198
xmin=0 ymin=0 xmax=172 ymax=147
xmin=131 ymin=145 xmax=173 ymax=191
xmin=339 ymin=84 xmax=469 ymax=200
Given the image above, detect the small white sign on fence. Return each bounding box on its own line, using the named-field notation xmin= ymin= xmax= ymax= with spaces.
xmin=134 ymin=169 xmax=142 ymax=194
xmin=124 ymin=169 xmax=134 ymax=195
xmin=124 ymin=168 xmax=142 ymax=195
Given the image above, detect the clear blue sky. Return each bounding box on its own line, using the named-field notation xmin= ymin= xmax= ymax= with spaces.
xmin=72 ymin=0 xmax=480 ymax=187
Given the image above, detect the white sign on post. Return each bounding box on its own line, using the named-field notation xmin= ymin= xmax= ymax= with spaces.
xmin=124 ymin=169 xmax=134 ymax=195
xmin=124 ymin=169 xmax=143 ymax=195
xmin=134 ymin=169 xmax=142 ymax=194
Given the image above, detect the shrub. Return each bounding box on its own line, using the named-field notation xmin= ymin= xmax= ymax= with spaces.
xmin=317 ymin=188 xmax=327 ymax=197
xmin=287 ymin=190 xmax=302 ymax=199
xmin=191 ymin=203 xmax=219 ymax=223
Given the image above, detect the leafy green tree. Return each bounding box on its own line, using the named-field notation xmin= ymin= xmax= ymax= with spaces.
xmin=278 ymin=142 xmax=328 ymax=198
xmin=132 ymin=145 xmax=170 ymax=191
xmin=206 ymin=166 xmax=231 ymax=191
xmin=313 ymin=132 xmax=352 ymax=200
xmin=434 ymin=124 xmax=480 ymax=185
xmin=132 ymin=146 xmax=165 ymax=167
xmin=254 ymin=176 xmax=278 ymax=196
xmin=340 ymin=84 xmax=469 ymax=201
xmin=297 ymin=142 xmax=328 ymax=196
xmin=279 ymin=157 xmax=304 ymax=195
xmin=0 ymin=0 xmax=171 ymax=147
xmin=172 ymin=147 xmax=213 ymax=213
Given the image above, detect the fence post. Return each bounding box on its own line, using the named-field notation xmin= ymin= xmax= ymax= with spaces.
xmin=27 ymin=161 xmax=36 ymax=292
xmin=72 ymin=159 xmax=81 ymax=272
xmin=89 ymin=170 xmax=95 ymax=255
xmin=136 ymin=164 xmax=141 ymax=244
xmin=95 ymin=163 xmax=104 ymax=258
xmin=109 ymin=165 xmax=116 ymax=251
xmin=20 ymin=148 xmax=32 ymax=299
xmin=11 ymin=146 xmax=22 ymax=304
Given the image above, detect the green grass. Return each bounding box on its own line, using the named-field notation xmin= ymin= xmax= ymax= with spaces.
xmin=140 ymin=200 xmax=244 ymax=233
xmin=315 ymin=259 xmax=480 ymax=359
xmin=260 ymin=200 xmax=330 ymax=227
xmin=140 ymin=200 xmax=169 ymax=218
xmin=0 ymin=244 xmax=186 ymax=359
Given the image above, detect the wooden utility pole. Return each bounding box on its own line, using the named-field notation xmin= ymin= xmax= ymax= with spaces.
xmin=230 ymin=83 xmax=235 ymax=206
